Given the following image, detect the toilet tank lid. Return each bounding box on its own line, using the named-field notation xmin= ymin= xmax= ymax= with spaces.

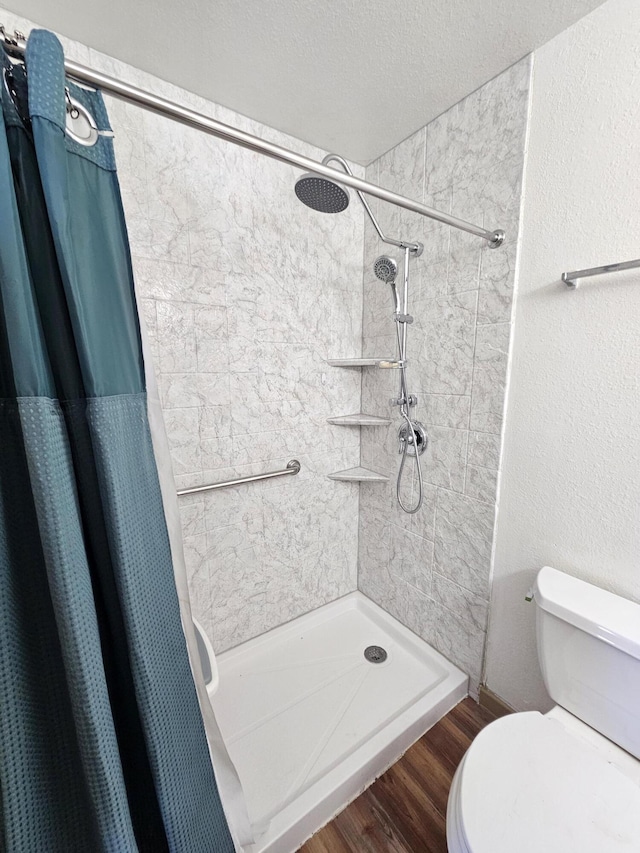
xmin=534 ymin=567 xmax=640 ymax=662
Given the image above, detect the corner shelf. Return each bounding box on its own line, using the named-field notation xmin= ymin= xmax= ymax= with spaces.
xmin=326 ymin=358 xmax=393 ymax=485
xmin=326 ymin=357 xmax=394 ymax=368
xmin=327 ymin=413 xmax=391 ymax=427
xmin=328 ymin=466 xmax=389 ymax=483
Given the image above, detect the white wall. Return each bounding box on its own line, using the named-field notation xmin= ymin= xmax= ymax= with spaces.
xmin=485 ymin=0 xmax=640 ymax=710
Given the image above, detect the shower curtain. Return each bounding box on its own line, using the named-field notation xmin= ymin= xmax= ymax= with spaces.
xmin=0 ymin=30 xmax=235 ymax=852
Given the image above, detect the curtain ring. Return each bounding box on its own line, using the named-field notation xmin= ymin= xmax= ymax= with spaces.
xmin=0 ymin=27 xmax=26 ymax=51
xmin=2 ymin=65 xmax=18 ymax=105
xmin=64 ymin=86 xmax=99 ymax=147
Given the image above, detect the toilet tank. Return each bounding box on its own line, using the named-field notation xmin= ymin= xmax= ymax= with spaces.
xmin=534 ymin=566 xmax=640 ymax=759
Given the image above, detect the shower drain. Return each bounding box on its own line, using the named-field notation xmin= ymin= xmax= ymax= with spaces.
xmin=364 ymin=645 xmax=388 ymax=664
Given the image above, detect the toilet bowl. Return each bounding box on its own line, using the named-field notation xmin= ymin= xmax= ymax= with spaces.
xmin=447 ymin=567 xmax=640 ymax=852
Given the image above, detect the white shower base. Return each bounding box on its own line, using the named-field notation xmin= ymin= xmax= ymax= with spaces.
xmin=212 ymin=591 xmax=467 ymax=852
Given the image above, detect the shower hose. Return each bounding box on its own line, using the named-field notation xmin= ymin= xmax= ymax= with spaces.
xmin=394 ymin=319 xmax=423 ymax=514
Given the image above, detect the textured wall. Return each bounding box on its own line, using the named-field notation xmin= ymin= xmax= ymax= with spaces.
xmin=357 ymin=59 xmax=531 ymax=690
xmin=486 ymin=0 xmax=640 ymax=711
xmin=0 ymin=7 xmax=365 ymax=654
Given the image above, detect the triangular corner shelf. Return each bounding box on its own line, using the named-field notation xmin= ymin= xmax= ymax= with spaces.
xmin=327 ymin=413 xmax=391 ymax=427
xmin=328 ymin=466 xmax=389 ymax=483
xmin=326 ymin=357 xmax=394 ymax=368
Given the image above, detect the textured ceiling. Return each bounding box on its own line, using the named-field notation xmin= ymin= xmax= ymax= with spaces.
xmin=5 ymin=0 xmax=604 ymax=162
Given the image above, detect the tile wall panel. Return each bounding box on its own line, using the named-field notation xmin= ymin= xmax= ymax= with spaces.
xmin=119 ymin=94 xmax=366 ymax=651
xmin=358 ymin=58 xmax=532 ymax=691
xmin=118 ymin=103 xmax=365 ymax=652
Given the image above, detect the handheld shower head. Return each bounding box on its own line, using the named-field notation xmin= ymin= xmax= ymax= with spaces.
xmin=374 ymin=255 xmax=401 ymax=314
xmin=294 ymin=172 xmax=350 ymax=213
xmin=374 ymin=255 xmax=398 ymax=283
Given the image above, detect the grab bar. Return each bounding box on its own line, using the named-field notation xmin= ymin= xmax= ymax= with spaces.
xmin=562 ymin=257 xmax=640 ymax=288
xmin=176 ymin=459 xmax=301 ymax=496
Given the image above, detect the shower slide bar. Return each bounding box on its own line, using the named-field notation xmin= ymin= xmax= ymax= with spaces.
xmin=562 ymin=257 xmax=640 ymax=288
xmin=176 ymin=459 xmax=301 ymax=496
xmin=0 ymin=27 xmax=504 ymax=248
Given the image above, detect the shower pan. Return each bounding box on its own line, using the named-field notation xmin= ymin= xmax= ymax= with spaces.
xmin=296 ymin=155 xmax=428 ymax=514
xmin=211 ymin=593 xmax=466 ymax=852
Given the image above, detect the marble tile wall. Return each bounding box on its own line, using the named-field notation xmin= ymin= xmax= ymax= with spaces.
xmin=117 ymin=100 xmax=365 ymax=653
xmin=0 ymin=7 xmax=366 ymax=654
xmin=357 ymin=58 xmax=532 ymax=691
xmin=118 ymin=97 xmax=366 ymax=652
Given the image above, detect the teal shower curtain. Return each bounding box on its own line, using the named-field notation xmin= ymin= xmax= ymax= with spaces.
xmin=0 ymin=30 xmax=234 ymax=852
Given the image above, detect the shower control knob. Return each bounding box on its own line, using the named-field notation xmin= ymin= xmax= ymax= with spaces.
xmin=397 ymin=421 xmax=428 ymax=457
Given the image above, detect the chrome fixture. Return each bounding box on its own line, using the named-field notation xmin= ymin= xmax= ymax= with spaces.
xmin=373 ymin=255 xmax=398 ymax=283
xmin=374 ymin=253 xmax=416 ymax=325
xmin=296 ymin=154 xmax=424 ymax=255
xmin=377 ymin=248 xmax=427 ymax=514
xmin=363 ymin=645 xmax=388 ymax=664
xmin=398 ymin=421 xmax=428 ymax=456
xmin=562 ymin=257 xmax=640 ymax=288
xmin=177 ymin=459 xmax=301 ymax=496
xmin=374 ymin=254 xmax=401 ymax=315
xmin=296 ymin=163 xmax=428 ymax=513
xmin=0 ymin=27 xmax=506 ymax=247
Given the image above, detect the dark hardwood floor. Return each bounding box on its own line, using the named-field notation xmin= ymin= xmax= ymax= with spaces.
xmin=301 ymin=698 xmax=497 ymax=853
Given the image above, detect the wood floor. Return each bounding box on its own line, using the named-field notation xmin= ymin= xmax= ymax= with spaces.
xmin=300 ymin=698 xmax=496 ymax=853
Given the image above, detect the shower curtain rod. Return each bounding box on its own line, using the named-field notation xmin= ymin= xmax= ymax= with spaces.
xmin=1 ymin=27 xmax=505 ymax=247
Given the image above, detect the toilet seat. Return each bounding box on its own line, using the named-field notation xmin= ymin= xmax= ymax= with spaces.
xmin=447 ymin=711 xmax=640 ymax=853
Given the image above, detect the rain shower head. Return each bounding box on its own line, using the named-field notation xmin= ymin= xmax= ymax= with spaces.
xmin=374 ymin=255 xmax=398 ymax=284
xmin=294 ymin=172 xmax=350 ymax=213
xmin=294 ymin=153 xmax=423 ymax=256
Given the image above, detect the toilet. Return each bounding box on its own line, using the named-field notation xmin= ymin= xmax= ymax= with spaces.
xmin=447 ymin=566 xmax=640 ymax=852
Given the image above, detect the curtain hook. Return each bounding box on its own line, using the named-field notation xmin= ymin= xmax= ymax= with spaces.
xmin=0 ymin=27 xmax=25 ymax=50
xmin=65 ymin=86 xmax=80 ymax=119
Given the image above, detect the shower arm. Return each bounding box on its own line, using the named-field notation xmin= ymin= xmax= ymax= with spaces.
xmin=322 ymin=155 xmax=423 ymax=257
